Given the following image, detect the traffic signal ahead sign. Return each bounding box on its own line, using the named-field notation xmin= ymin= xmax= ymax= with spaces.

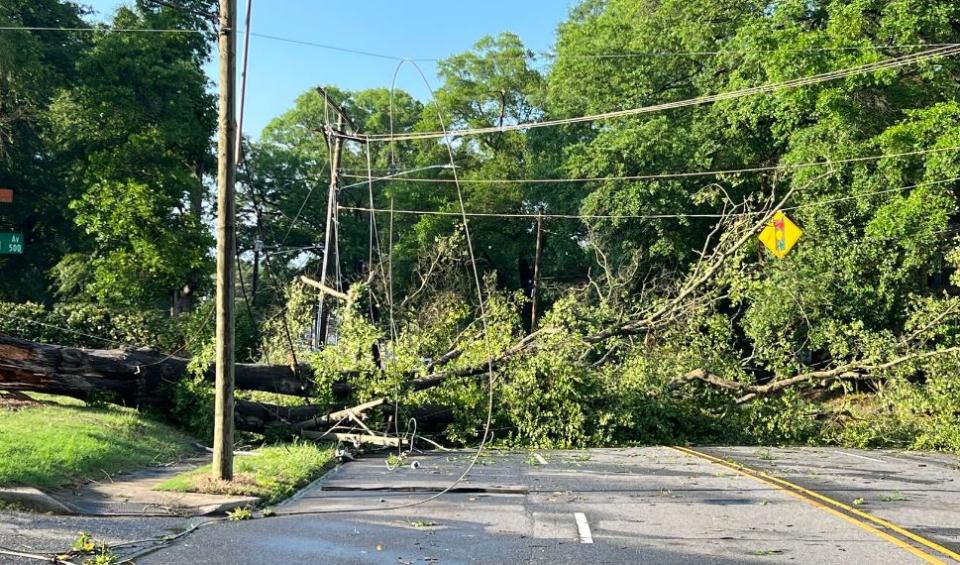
xmin=0 ymin=233 xmax=24 ymax=254
xmin=0 ymin=189 xmax=11 ymax=203
xmin=758 ymin=211 xmax=802 ymax=259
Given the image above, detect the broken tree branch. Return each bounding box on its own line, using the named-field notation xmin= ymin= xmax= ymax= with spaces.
xmin=669 ymin=346 xmax=960 ymax=403
xmin=300 ymin=275 xmax=351 ymax=301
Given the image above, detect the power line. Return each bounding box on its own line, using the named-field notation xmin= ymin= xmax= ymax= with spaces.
xmin=363 ymin=45 xmax=960 ymax=142
xmin=275 ymin=164 xmax=329 ymax=247
xmin=339 ymin=175 xmax=960 ymax=221
xmin=340 ymin=146 xmax=960 ymax=186
xmin=245 ymin=31 xmax=403 ymax=60
xmin=534 ymin=43 xmax=960 ymax=61
xmin=0 ymin=25 xmax=203 ymax=33
xmin=0 ymin=311 xmax=185 ymax=357
xmin=241 ymin=36 xmax=960 ymax=63
xmin=7 ymin=25 xmax=957 ymax=63
xmin=339 ymin=164 xmax=453 ymax=190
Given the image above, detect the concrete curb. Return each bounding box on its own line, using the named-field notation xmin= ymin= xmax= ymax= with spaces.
xmin=195 ymin=496 xmax=261 ymax=516
xmin=274 ymin=461 xmax=345 ymax=512
xmin=0 ymin=487 xmax=78 ymax=514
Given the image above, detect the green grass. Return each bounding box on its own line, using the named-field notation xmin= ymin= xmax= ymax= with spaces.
xmin=0 ymin=394 xmax=195 ymax=488
xmin=155 ymin=441 xmax=337 ymax=505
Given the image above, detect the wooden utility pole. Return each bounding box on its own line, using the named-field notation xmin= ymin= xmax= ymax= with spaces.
xmin=213 ymin=0 xmax=237 ymax=482
xmin=317 ymin=111 xmax=345 ymax=346
xmin=530 ymin=209 xmax=544 ymax=332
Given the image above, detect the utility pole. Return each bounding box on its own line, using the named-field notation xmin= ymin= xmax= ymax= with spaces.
xmin=317 ymin=113 xmax=344 ymax=345
xmin=530 ymin=209 xmax=544 ymax=332
xmin=213 ymin=0 xmax=237 ymax=481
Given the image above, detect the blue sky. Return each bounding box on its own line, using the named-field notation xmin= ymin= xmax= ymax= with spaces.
xmin=84 ymin=1 xmax=574 ymax=137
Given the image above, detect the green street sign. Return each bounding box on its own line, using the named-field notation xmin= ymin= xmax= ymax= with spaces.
xmin=0 ymin=233 xmax=24 ymax=255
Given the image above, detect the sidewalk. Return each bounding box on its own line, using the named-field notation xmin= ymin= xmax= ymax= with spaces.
xmin=1 ymin=456 xmax=259 ymax=517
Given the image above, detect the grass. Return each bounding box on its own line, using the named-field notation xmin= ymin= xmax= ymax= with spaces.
xmin=0 ymin=394 xmax=195 ymax=488
xmin=227 ymin=506 xmax=254 ymax=521
xmin=155 ymin=441 xmax=337 ymax=505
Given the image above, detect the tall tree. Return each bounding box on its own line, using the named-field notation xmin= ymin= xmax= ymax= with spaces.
xmin=48 ymin=1 xmax=217 ymax=311
xmin=0 ymin=1 xmax=90 ymax=302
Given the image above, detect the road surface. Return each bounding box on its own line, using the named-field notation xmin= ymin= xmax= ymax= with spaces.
xmin=1 ymin=446 xmax=958 ymax=564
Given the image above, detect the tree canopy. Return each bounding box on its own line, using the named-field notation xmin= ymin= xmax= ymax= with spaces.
xmin=2 ymin=0 xmax=960 ymax=449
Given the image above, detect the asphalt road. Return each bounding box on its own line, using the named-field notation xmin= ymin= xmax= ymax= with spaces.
xmin=1 ymin=447 xmax=958 ymax=564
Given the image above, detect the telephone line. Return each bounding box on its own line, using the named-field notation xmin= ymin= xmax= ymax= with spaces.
xmin=6 ymin=26 xmax=958 ymax=63
xmin=0 ymin=25 xmax=203 ymax=33
xmin=339 ymin=176 xmax=960 ymax=221
xmin=363 ymin=45 xmax=960 ymax=142
xmin=339 ymin=146 xmax=960 ymax=186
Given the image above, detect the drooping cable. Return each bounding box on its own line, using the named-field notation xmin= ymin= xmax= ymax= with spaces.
xmin=364 ymin=46 xmax=960 ymax=142
xmin=338 ymin=175 xmax=960 ymax=221
xmin=339 ymin=145 xmax=960 ymax=186
xmin=364 ymin=142 xmax=397 ymax=340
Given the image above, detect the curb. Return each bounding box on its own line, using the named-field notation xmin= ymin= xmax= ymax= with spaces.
xmin=0 ymin=487 xmax=78 ymax=514
xmin=195 ymin=496 xmax=261 ymax=516
xmin=274 ymin=461 xmax=345 ymax=512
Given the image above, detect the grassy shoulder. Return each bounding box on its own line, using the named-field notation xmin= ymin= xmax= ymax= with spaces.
xmin=0 ymin=393 xmax=195 ymax=488
xmin=155 ymin=441 xmax=337 ymax=505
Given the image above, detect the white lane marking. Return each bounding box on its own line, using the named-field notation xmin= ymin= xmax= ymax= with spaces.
xmin=534 ymin=453 xmax=548 ymax=465
xmin=833 ymin=450 xmax=886 ymax=464
xmin=574 ymin=512 xmax=593 ymax=544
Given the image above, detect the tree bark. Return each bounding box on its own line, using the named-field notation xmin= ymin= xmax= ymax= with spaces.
xmin=235 ymin=399 xmax=326 ymax=434
xmin=0 ymin=335 xmax=354 ymax=406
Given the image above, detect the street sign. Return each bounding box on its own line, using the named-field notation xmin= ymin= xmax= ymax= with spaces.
xmin=758 ymin=211 xmax=802 ymax=259
xmin=0 ymin=189 xmax=11 ymax=203
xmin=0 ymin=233 xmax=24 ymax=255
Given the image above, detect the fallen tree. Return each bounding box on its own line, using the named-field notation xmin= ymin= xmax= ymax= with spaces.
xmin=0 ymin=334 xmax=357 ymax=403
xmin=393 ymin=183 xmax=801 ymax=392
xmin=0 ymin=334 xmax=455 ymax=434
xmin=0 ymin=334 xmax=350 ymax=433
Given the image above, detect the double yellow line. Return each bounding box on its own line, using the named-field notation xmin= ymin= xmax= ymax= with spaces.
xmin=671 ymin=445 xmax=960 ymax=564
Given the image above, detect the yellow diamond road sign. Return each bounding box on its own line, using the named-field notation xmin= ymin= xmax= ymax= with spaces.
xmin=759 ymin=211 xmax=802 ymax=259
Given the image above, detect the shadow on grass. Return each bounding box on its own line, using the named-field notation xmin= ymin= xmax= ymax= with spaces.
xmin=0 ymin=396 xmax=196 ymax=489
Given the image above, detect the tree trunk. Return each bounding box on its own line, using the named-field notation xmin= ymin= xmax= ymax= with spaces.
xmin=0 ymin=335 xmax=353 ymax=406
xmin=234 ymin=399 xmax=327 ymax=434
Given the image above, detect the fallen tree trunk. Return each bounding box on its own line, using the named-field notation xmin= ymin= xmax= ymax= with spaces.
xmin=236 ymin=399 xmax=455 ymax=436
xmin=0 ymin=334 xmax=352 ymax=406
xmin=0 ymin=335 xmax=453 ymax=434
xmin=235 ymin=399 xmax=329 ymax=434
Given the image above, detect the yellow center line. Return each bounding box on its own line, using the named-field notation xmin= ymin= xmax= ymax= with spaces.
xmin=670 ymin=446 xmax=956 ymax=565
xmin=673 ymin=446 xmax=960 ymax=562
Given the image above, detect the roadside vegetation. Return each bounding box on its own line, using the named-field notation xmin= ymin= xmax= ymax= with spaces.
xmin=0 ymin=394 xmax=194 ymax=488
xmin=155 ymin=442 xmax=337 ymax=505
xmin=2 ymin=0 xmax=960 ymax=462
